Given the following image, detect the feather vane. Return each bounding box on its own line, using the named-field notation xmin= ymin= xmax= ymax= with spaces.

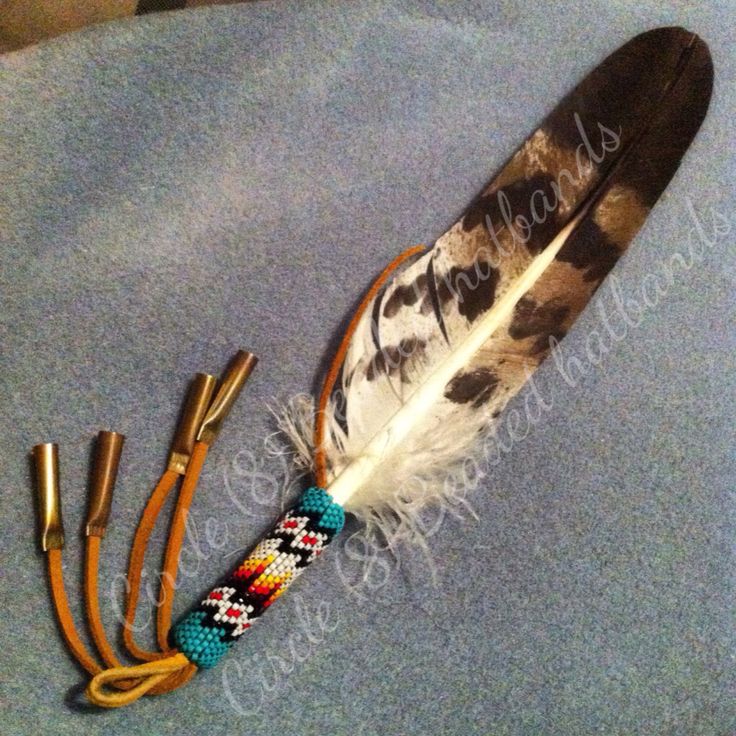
xmin=305 ymin=28 xmax=713 ymax=536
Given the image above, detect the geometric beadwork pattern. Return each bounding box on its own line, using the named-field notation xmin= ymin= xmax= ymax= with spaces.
xmin=172 ymin=487 xmax=344 ymax=669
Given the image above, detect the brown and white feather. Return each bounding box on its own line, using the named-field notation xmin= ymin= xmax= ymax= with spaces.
xmin=283 ymin=28 xmax=712 ymax=539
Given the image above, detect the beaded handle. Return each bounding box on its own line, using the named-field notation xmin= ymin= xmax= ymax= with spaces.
xmin=172 ymin=487 xmax=344 ymax=669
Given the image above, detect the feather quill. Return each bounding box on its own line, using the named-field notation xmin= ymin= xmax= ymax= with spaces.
xmin=292 ymin=28 xmax=713 ymax=538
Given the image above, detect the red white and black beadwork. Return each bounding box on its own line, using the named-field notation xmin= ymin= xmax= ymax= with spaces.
xmin=173 ymin=487 xmax=344 ymax=668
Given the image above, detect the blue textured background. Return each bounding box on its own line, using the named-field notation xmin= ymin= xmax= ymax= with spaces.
xmin=1 ymin=2 xmax=734 ymax=734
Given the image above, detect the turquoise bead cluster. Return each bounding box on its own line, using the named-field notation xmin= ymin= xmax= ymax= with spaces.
xmin=172 ymin=611 xmax=233 ymax=669
xmin=298 ymin=486 xmax=345 ymax=531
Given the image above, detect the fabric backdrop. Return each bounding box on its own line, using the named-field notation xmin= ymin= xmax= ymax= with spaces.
xmin=1 ymin=2 xmax=734 ymax=734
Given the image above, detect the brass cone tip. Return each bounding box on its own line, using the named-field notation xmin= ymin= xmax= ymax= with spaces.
xmin=197 ymin=350 xmax=258 ymax=445
xmin=168 ymin=373 xmax=218 ymax=474
xmin=32 ymin=442 xmax=64 ymax=551
xmin=86 ymin=431 xmax=125 ymax=537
